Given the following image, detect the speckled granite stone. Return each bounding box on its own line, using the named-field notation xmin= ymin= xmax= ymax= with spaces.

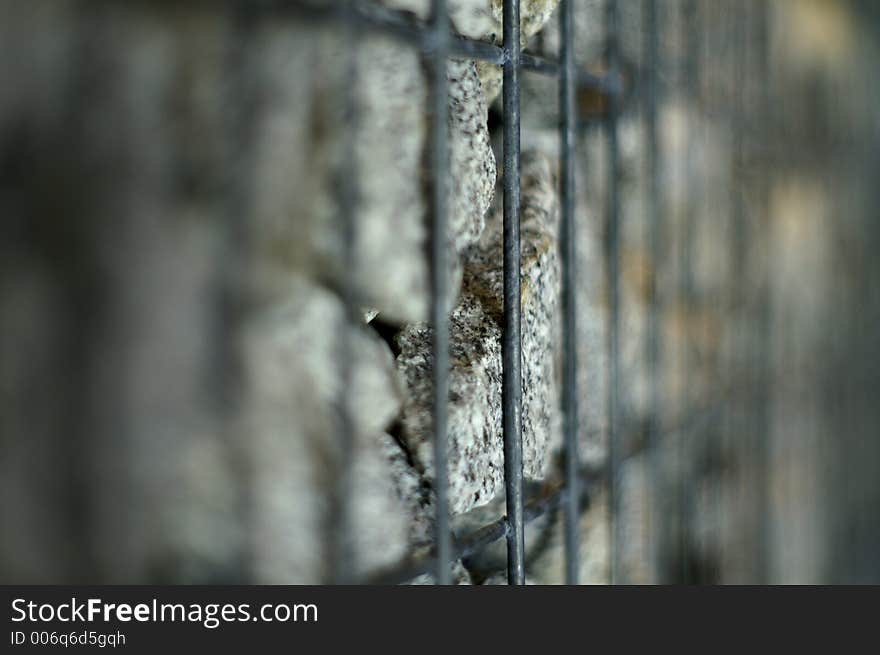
xmin=379 ymin=0 xmax=560 ymax=102
xmin=448 ymin=59 xmax=497 ymax=264
xmin=259 ymin=25 xmax=494 ymax=324
xmin=250 ymin=25 xmax=425 ymax=323
xmin=395 ymin=151 xmax=561 ymax=516
xmin=239 ymin=276 xmax=409 ymax=582
xmin=407 ymin=560 xmax=474 ymax=585
xmin=381 ymin=0 xmax=557 ymax=40
xmin=473 ymin=0 xmax=561 ymax=102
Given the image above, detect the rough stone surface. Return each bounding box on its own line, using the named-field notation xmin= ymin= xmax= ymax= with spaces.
xmin=396 ymin=151 xmax=561 ymax=516
xmin=256 ymin=24 xmax=494 ymax=324
xmin=380 ymin=0 xmax=560 ymax=102
xmin=380 ymin=0 xmax=557 ymax=41
xmin=447 ymin=59 xmax=497 ymax=266
xmin=407 ymin=560 xmax=474 ymax=585
xmin=4 ymin=0 xmax=880 ymax=587
xmin=250 ymin=24 xmax=426 ymax=322
xmin=473 ymin=0 xmax=561 ymax=102
xmin=239 ymin=276 xmax=410 ymax=583
xmin=0 ymin=2 xmax=497 ymax=583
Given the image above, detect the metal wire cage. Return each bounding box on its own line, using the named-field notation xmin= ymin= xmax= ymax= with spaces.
xmin=2 ymin=0 xmax=878 ymax=586
xmin=302 ymin=0 xmax=880 ymax=585
xmin=295 ymin=0 xmax=625 ymax=585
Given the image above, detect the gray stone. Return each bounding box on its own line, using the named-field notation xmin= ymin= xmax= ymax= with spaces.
xmin=0 ymin=3 xmax=494 ymax=583
xmin=237 ymin=276 xmax=410 ymax=583
xmin=380 ymin=0 xmax=561 ymax=102
xmin=257 ymin=25 xmax=495 ymax=324
xmin=138 ymin=272 xmax=416 ymax=584
xmin=396 ymin=151 xmax=561 ymax=516
xmin=473 ymin=0 xmax=561 ymax=103
xmin=447 ymin=59 xmax=497 ymax=264
xmin=380 ymin=0 xmax=556 ymax=41
xmin=248 ymin=24 xmax=427 ymax=323
xmin=407 ymin=560 xmax=474 ymax=585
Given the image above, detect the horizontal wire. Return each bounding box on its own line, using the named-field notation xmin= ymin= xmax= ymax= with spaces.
xmin=248 ymin=0 xmax=622 ymax=94
xmin=362 ymin=402 xmax=723 ymax=585
xmin=234 ymin=0 xmax=642 ymax=585
xmin=363 ymin=469 xmax=592 ymax=585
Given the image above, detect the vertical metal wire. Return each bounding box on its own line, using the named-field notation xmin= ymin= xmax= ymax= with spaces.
xmin=502 ymin=0 xmax=525 ymax=586
xmin=559 ymin=0 xmax=580 ymax=585
xmin=605 ymin=0 xmax=622 ymax=586
xmin=223 ymin=2 xmax=259 ymax=583
xmin=642 ymin=0 xmax=663 ymax=583
xmin=428 ymin=0 xmax=452 ymax=586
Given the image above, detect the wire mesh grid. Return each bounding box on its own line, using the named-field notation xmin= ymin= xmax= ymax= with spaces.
xmin=3 ymin=0 xmax=880 ymax=587
xmin=222 ymin=0 xmax=804 ymax=587
xmin=281 ymin=0 xmax=626 ymax=585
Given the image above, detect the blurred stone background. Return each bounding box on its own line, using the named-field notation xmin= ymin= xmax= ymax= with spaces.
xmin=0 ymin=0 xmax=878 ymax=584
